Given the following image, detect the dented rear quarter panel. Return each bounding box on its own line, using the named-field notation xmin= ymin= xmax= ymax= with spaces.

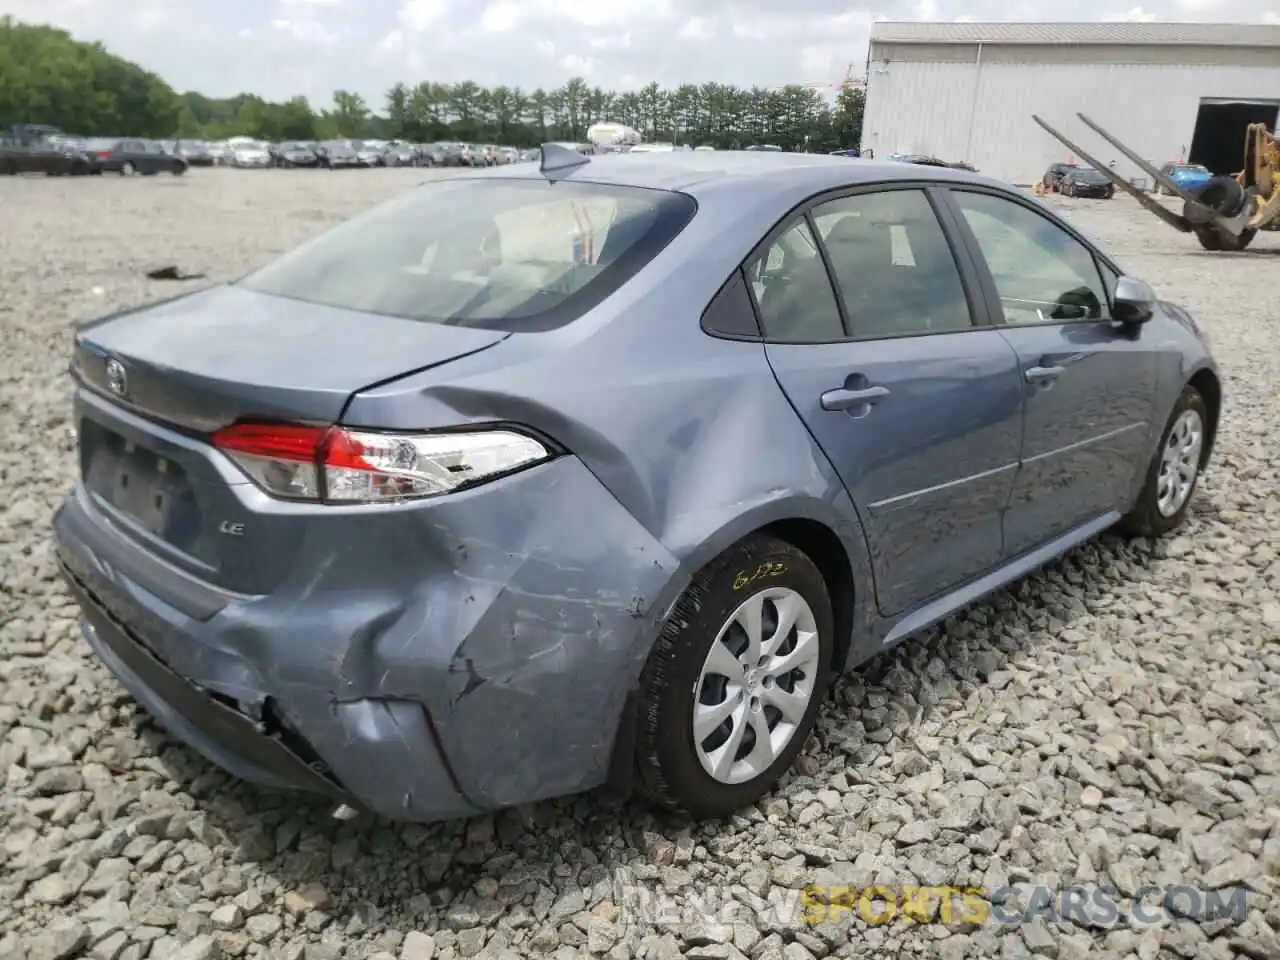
xmin=338 ymin=176 xmax=882 ymax=807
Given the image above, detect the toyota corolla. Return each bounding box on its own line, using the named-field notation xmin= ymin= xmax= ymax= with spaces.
xmin=54 ymin=146 xmax=1219 ymax=823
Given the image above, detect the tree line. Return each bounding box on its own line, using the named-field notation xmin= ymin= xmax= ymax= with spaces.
xmin=0 ymin=16 xmax=864 ymax=152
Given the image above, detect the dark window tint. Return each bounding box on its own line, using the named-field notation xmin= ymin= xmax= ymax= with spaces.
xmin=239 ymin=179 xmax=697 ymax=332
xmin=747 ymin=219 xmax=844 ymax=343
xmin=953 ymin=190 xmax=1110 ymax=324
xmin=812 ymin=189 xmax=972 ymax=338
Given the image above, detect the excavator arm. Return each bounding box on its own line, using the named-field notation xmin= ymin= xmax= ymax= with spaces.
xmin=1032 ymin=113 xmax=1280 ymax=252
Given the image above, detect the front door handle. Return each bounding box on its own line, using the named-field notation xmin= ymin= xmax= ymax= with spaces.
xmin=821 ymin=385 xmax=890 ymax=411
xmin=1025 ymin=365 xmax=1064 ymax=383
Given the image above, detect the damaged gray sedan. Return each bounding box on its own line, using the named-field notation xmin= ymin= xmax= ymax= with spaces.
xmin=54 ymin=146 xmax=1219 ymax=822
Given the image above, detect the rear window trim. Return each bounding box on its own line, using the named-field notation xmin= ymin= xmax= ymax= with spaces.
xmin=237 ymin=177 xmax=698 ymax=334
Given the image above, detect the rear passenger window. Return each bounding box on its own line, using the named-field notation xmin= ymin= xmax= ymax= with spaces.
xmin=812 ymin=190 xmax=973 ymax=338
xmin=747 ymin=220 xmax=845 ymax=343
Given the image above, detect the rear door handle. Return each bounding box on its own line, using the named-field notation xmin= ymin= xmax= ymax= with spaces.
xmin=1025 ymin=365 xmax=1064 ymax=383
xmin=821 ymin=385 xmax=890 ymax=411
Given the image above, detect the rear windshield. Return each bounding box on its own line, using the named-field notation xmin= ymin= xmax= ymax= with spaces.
xmin=238 ymin=178 xmax=697 ymax=332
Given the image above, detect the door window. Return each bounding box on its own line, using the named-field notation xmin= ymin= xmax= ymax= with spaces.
xmin=952 ymin=190 xmax=1110 ymax=323
xmin=811 ymin=189 xmax=973 ymax=338
xmin=747 ymin=219 xmax=845 ymax=342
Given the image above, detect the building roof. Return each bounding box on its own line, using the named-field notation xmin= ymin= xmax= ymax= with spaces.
xmin=869 ymin=20 xmax=1280 ymax=48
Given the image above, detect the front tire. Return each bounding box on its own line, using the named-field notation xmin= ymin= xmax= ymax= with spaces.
xmin=120 ymin=161 xmax=135 ymax=176
xmin=1119 ymin=385 xmax=1209 ymax=537
xmin=633 ymin=534 xmax=834 ymax=818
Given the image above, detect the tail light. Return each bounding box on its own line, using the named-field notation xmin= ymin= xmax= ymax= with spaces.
xmin=97 ymin=151 xmax=110 ymax=160
xmin=211 ymin=422 xmax=551 ymax=503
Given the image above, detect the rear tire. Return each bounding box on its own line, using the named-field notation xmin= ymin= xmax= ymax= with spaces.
xmin=1119 ymin=385 xmax=1209 ymax=538
xmin=633 ymin=534 xmax=834 ymax=819
xmin=120 ymin=161 xmax=135 ymax=176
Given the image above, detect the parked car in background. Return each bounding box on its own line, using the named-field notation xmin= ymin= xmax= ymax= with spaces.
xmin=1042 ymin=162 xmax=1077 ymax=191
xmin=744 ymin=144 xmax=784 ymax=152
xmin=496 ymin=146 xmax=521 ymax=164
xmin=85 ymin=138 xmax=187 ymax=176
xmin=384 ymin=141 xmax=419 ymax=166
xmin=519 ymin=148 xmax=539 ymax=162
xmin=0 ymin=132 xmax=96 ymax=175
xmin=353 ymin=141 xmax=384 ymax=167
xmin=1156 ymin=162 xmax=1213 ymax=196
xmin=418 ymin=143 xmax=446 ymax=166
xmin=273 ymin=142 xmax=319 ymax=168
xmin=227 ymin=140 xmax=272 ymax=169
xmin=316 ymin=141 xmax=361 ymax=169
xmin=170 ymin=140 xmax=214 ymax=166
xmin=54 ymin=152 xmax=1220 ymax=825
xmin=1060 ymin=167 xmax=1115 ymax=199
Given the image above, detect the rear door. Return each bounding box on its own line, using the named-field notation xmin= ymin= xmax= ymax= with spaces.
xmin=941 ymin=186 xmax=1159 ymax=556
xmin=755 ymin=184 xmax=1025 ymax=617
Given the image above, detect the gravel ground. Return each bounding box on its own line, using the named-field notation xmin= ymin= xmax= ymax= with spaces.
xmin=0 ymin=170 xmax=1277 ymax=960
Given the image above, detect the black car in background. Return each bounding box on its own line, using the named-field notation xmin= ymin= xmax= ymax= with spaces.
xmin=1060 ymin=167 xmax=1115 ymax=199
xmin=86 ymin=138 xmax=187 ymax=175
xmin=170 ymin=140 xmax=214 ymax=166
xmin=272 ymin=142 xmax=320 ymax=167
xmin=0 ymin=132 xmax=96 ymax=175
xmin=1042 ymin=161 xmax=1077 ymax=191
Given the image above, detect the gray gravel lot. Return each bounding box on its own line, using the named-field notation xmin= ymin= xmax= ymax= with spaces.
xmin=0 ymin=169 xmax=1278 ymax=960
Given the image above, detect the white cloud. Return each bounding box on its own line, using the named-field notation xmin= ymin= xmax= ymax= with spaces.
xmin=589 ymin=30 xmax=633 ymax=49
xmin=678 ymin=16 xmax=714 ymax=39
xmin=276 ymin=0 xmax=341 ymax=5
xmin=376 ymin=28 xmax=405 ymax=51
xmin=560 ymin=53 xmax=597 ymax=74
xmin=397 ymin=0 xmax=446 ymax=31
xmin=534 ymin=38 xmax=557 ymax=57
xmin=271 ymin=17 xmax=339 ymax=44
xmin=1105 ymin=5 xmax=1159 ymax=16
xmin=479 ymin=2 xmax=521 ymax=31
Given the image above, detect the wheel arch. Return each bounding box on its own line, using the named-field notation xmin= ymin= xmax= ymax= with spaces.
xmin=606 ymin=504 xmax=868 ymax=797
xmin=1187 ymin=366 xmax=1221 ymax=468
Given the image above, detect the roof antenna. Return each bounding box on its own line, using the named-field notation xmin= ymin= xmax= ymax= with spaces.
xmin=539 ymin=142 xmax=589 ymax=181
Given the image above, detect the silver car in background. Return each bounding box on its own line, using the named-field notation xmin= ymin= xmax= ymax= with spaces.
xmin=354 ymin=141 xmax=384 ymax=167
xmin=229 ymin=141 xmax=273 ymax=168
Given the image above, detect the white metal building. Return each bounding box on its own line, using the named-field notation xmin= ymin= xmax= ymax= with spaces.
xmin=862 ymin=21 xmax=1280 ymax=186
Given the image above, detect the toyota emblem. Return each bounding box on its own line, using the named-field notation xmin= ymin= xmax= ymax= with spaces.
xmin=105 ymin=358 xmax=127 ymax=396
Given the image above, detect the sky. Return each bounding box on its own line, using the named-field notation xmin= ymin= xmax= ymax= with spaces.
xmin=4 ymin=0 xmax=1280 ymax=110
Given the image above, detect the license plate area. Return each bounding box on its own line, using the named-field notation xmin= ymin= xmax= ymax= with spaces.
xmin=80 ymin=419 xmax=200 ymax=544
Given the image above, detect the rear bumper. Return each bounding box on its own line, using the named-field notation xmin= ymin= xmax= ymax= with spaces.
xmin=60 ymin=554 xmax=352 ymax=802
xmin=52 ymin=447 xmax=681 ymax=821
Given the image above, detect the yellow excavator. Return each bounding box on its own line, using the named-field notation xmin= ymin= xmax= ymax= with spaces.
xmin=1033 ymin=112 xmax=1280 ymax=252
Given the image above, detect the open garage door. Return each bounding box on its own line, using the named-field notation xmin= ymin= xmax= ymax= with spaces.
xmin=1189 ymin=98 xmax=1280 ymax=175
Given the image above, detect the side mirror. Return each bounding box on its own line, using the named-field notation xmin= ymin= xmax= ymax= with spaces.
xmin=1112 ymin=275 xmax=1157 ymax=324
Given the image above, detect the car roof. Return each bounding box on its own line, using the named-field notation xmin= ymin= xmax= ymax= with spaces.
xmin=450 ymin=150 xmax=1009 ymax=198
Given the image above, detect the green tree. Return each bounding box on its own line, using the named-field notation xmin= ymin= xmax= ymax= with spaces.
xmin=0 ymin=14 xmax=872 ymax=153
xmin=330 ymin=90 xmax=369 ymax=137
xmin=0 ymin=15 xmax=180 ymax=135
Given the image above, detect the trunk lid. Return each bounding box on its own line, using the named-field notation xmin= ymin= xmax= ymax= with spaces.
xmin=73 ymin=283 xmax=509 ymax=431
xmin=70 ymin=284 xmax=509 ymax=595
